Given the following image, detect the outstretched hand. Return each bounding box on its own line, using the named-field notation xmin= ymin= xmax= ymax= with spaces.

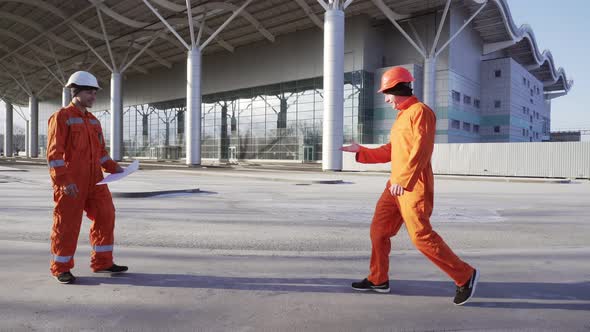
xmin=340 ymin=141 xmax=361 ymax=153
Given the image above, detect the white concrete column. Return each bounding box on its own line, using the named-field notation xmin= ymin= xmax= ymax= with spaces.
xmin=28 ymin=96 xmax=38 ymax=158
xmin=25 ymin=120 xmax=29 ymax=157
xmin=423 ymin=57 xmax=436 ymax=108
xmin=322 ymin=9 xmax=345 ymax=171
xmin=186 ymin=47 xmax=202 ymax=166
xmin=110 ymin=72 xmax=123 ymax=161
xmin=62 ymin=87 xmax=71 ymax=107
xmin=3 ymin=101 xmax=13 ymax=157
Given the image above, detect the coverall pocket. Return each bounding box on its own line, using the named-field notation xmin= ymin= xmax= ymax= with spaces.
xmin=69 ymin=127 xmax=83 ymax=150
xmin=97 ymin=131 xmax=104 ymax=146
xmin=93 ymin=127 xmax=104 ymax=146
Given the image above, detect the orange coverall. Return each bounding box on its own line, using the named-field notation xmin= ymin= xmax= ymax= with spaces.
xmin=356 ymin=95 xmax=474 ymax=286
xmin=46 ymin=103 xmax=120 ymax=275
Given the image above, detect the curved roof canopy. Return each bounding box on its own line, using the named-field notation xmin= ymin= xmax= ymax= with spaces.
xmin=0 ymin=0 xmax=571 ymax=105
xmin=470 ymin=0 xmax=571 ymax=92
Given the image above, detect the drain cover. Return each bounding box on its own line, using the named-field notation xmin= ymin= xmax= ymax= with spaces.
xmin=310 ymin=179 xmax=344 ymax=184
xmin=111 ymin=188 xmax=201 ymax=198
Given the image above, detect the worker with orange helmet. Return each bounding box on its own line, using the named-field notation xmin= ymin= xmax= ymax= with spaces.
xmin=341 ymin=66 xmax=479 ymax=305
xmin=46 ymin=71 xmax=128 ymax=284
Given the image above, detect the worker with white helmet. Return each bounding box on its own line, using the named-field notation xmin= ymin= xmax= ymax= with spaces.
xmin=46 ymin=71 xmax=128 ymax=284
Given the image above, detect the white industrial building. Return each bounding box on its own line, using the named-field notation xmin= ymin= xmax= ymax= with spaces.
xmin=0 ymin=0 xmax=571 ymax=170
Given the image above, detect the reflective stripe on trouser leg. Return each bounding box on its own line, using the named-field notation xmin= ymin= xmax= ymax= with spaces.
xmin=91 ymin=244 xmax=114 ymax=271
xmin=92 ymin=244 xmax=114 ymax=252
xmin=51 ymin=254 xmax=72 ymax=263
xmin=50 ymin=254 xmax=75 ymax=277
xmin=91 ymin=245 xmax=114 ymax=271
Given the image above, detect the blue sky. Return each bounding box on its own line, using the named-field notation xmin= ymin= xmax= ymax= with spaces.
xmin=0 ymin=0 xmax=587 ymax=131
xmin=507 ymin=0 xmax=589 ymax=130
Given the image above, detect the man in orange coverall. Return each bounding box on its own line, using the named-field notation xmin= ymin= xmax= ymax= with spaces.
xmin=341 ymin=67 xmax=479 ymax=305
xmin=47 ymin=71 xmax=128 ymax=284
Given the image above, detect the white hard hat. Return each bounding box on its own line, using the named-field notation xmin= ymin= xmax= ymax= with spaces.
xmin=65 ymin=71 xmax=100 ymax=89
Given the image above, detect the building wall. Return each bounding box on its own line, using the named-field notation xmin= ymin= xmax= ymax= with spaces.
xmin=361 ymin=17 xmax=385 ymax=74
xmin=551 ymin=131 xmax=581 ymax=142
xmin=479 ymin=57 xmax=549 ymax=143
xmin=509 ymin=58 xmax=550 ymax=142
xmin=445 ymin=7 xmax=484 ymax=143
xmin=480 ymin=58 xmax=511 ymax=142
xmin=380 ymin=12 xmax=450 ymax=73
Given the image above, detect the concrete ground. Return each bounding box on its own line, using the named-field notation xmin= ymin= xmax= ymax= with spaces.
xmin=1 ymin=161 xmax=589 ymax=331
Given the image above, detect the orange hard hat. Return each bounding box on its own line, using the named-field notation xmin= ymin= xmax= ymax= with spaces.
xmin=378 ymin=67 xmax=414 ymax=93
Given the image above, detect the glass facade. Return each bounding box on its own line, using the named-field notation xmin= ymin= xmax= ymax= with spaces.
xmin=37 ymin=70 xmax=374 ymax=162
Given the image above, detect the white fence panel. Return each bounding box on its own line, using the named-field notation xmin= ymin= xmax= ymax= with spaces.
xmin=342 ymin=142 xmax=590 ymax=179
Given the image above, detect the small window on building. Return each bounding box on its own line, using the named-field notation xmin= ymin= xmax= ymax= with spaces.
xmin=474 ymin=99 xmax=480 ymax=108
xmin=494 ymin=126 xmax=501 ymax=133
xmin=463 ymin=122 xmax=471 ymax=132
xmin=494 ymin=100 xmax=501 ymax=108
xmin=522 ymin=106 xmax=526 ymax=114
xmin=474 ymin=125 xmax=480 ymax=133
xmin=452 ymin=90 xmax=461 ymax=102
xmin=522 ymin=128 xmax=526 ymax=136
xmin=530 ymin=115 xmax=533 ymax=122
xmin=451 ymin=119 xmax=460 ymax=129
xmin=463 ymin=95 xmax=471 ymax=105
xmin=523 ymin=77 xmax=527 ymax=85
xmin=530 ymin=89 xmax=534 ymax=97
xmin=530 ymin=98 xmax=534 ymax=104
xmin=495 ymin=70 xmax=502 ymax=78
xmin=527 ymin=80 xmax=530 ymax=88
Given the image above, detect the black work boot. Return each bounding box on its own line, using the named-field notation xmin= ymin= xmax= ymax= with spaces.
xmin=94 ymin=264 xmax=129 ymax=274
xmin=454 ymin=269 xmax=480 ymax=305
xmin=54 ymin=271 xmax=76 ymax=284
xmin=351 ymin=278 xmax=390 ymax=293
